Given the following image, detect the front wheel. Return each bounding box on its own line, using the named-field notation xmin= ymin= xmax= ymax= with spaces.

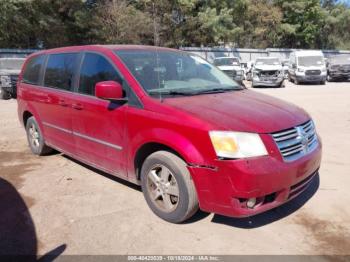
xmin=141 ymin=151 xmax=199 ymax=223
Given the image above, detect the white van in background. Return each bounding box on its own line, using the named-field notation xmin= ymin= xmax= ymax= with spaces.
xmin=288 ymin=50 xmax=326 ymax=85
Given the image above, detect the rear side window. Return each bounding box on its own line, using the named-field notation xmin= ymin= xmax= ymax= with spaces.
xmin=78 ymin=53 xmax=122 ymax=96
xmin=44 ymin=53 xmax=78 ymax=91
xmin=22 ymin=55 xmax=45 ymax=85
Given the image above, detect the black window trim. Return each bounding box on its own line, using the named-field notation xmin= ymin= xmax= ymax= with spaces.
xmin=75 ymin=51 xmax=143 ymax=108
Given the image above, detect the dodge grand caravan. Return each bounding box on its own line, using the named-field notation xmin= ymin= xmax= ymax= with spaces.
xmin=17 ymin=45 xmax=322 ymax=223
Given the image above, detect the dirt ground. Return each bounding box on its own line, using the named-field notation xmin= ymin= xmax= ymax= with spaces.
xmin=0 ymin=80 xmax=349 ymax=257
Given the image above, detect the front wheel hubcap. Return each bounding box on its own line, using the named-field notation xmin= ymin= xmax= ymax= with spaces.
xmin=29 ymin=123 xmax=40 ymax=148
xmin=146 ymin=165 xmax=180 ymax=213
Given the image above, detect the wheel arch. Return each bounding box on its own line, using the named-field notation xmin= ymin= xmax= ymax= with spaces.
xmin=23 ymin=110 xmax=33 ymax=127
xmin=134 ymin=142 xmax=185 ymax=181
xmin=131 ymin=129 xmax=206 ymax=182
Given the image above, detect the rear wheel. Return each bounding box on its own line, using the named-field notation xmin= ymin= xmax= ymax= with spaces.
xmin=0 ymin=87 xmax=11 ymax=100
xmin=141 ymin=151 xmax=199 ymax=223
xmin=26 ymin=117 xmax=53 ymax=155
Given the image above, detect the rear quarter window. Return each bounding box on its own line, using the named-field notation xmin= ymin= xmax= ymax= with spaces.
xmin=44 ymin=53 xmax=79 ymax=91
xmin=22 ymin=55 xmax=45 ymax=85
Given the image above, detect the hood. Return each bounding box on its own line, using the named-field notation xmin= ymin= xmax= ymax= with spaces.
xmin=217 ymin=65 xmax=241 ymax=71
xmin=254 ymin=64 xmax=282 ymax=71
xmin=163 ymin=89 xmax=310 ymax=133
xmin=0 ymin=69 xmax=21 ymax=75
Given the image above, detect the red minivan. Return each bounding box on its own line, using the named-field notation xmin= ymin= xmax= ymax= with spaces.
xmin=17 ymin=45 xmax=322 ymax=223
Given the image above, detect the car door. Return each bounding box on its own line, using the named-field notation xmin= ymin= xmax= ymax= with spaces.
xmin=38 ymin=53 xmax=79 ymax=154
xmin=70 ymin=52 xmax=128 ymax=177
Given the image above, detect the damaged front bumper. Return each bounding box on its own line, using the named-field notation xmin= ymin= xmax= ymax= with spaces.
xmin=252 ymin=76 xmax=284 ymax=87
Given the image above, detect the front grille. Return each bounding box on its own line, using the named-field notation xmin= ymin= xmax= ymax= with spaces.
xmin=340 ymin=65 xmax=350 ymax=73
xmin=305 ymin=70 xmax=321 ymax=76
xmin=260 ymin=70 xmax=279 ymax=77
xmin=271 ymin=120 xmax=318 ymax=162
xmin=222 ymin=70 xmax=237 ymax=78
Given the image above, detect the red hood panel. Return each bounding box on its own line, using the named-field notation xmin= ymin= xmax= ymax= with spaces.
xmin=163 ymin=90 xmax=310 ymax=133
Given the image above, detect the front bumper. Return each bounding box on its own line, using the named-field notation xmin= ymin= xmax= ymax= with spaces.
xmin=329 ymin=71 xmax=350 ymax=79
xmin=296 ymin=74 xmax=326 ymax=83
xmin=233 ymin=75 xmax=244 ymax=83
xmin=189 ymin=137 xmax=322 ymax=218
xmin=252 ymin=77 xmax=284 ymax=87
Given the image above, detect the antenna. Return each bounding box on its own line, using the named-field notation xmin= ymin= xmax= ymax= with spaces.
xmin=155 ymin=46 xmax=162 ymax=102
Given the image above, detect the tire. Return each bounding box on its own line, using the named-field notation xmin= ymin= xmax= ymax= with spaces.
xmin=321 ymin=80 xmax=326 ymax=85
xmin=294 ymin=78 xmax=299 ymax=85
xmin=26 ymin=116 xmax=53 ymax=156
xmin=140 ymin=151 xmax=199 ymax=223
xmin=326 ymin=74 xmax=332 ymax=82
xmin=0 ymin=87 xmax=11 ymax=100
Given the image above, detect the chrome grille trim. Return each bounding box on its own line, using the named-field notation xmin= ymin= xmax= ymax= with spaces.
xmin=271 ymin=120 xmax=318 ymax=162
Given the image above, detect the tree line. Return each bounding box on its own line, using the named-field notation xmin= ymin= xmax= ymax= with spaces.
xmin=0 ymin=0 xmax=349 ymax=50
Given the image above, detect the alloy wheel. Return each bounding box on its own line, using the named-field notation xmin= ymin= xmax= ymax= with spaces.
xmin=146 ymin=164 xmax=180 ymax=213
xmin=28 ymin=123 xmax=40 ymax=149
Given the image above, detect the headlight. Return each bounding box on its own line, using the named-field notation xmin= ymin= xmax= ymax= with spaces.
xmin=321 ymin=67 xmax=327 ymax=72
xmin=297 ymin=68 xmax=304 ymax=72
xmin=209 ymin=131 xmax=268 ymax=159
xmin=236 ymin=70 xmax=242 ymax=75
xmin=253 ymin=70 xmax=260 ymax=77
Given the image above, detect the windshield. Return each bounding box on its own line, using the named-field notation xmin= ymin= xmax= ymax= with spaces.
xmin=298 ymin=56 xmax=324 ymax=67
xmin=255 ymin=58 xmax=280 ymax=66
xmin=0 ymin=59 xmax=24 ymax=70
xmin=213 ymin=57 xmax=240 ymax=66
xmin=329 ymin=55 xmax=350 ymax=65
xmin=115 ymin=50 xmax=241 ymax=97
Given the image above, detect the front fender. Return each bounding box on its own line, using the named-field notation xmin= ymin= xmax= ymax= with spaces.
xmin=128 ymin=128 xmax=207 ymax=178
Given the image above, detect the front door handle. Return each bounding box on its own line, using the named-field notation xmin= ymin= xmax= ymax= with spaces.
xmin=72 ymin=103 xmax=83 ymax=110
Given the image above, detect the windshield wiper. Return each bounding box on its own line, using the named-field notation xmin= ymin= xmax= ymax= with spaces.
xmin=149 ymin=90 xmax=197 ymax=96
xmin=194 ymin=87 xmax=241 ymax=94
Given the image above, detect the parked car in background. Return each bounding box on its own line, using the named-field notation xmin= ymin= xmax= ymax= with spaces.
xmin=288 ymin=50 xmax=326 ymax=85
xmin=245 ymin=60 xmax=255 ymax=81
xmin=0 ymin=57 xmax=25 ymax=99
xmin=326 ymin=54 xmax=350 ymax=82
xmin=213 ymin=57 xmax=244 ymax=84
xmin=282 ymin=59 xmax=289 ymax=79
xmin=18 ymin=45 xmax=321 ymax=223
xmin=241 ymin=62 xmax=248 ymax=80
xmin=251 ymin=57 xmax=284 ymax=88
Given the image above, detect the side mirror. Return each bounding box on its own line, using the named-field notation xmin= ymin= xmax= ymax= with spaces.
xmin=95 ymin=81 xmax=126 ymax=101
xmin=292 ymin=63 xmax=297 ymax=69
